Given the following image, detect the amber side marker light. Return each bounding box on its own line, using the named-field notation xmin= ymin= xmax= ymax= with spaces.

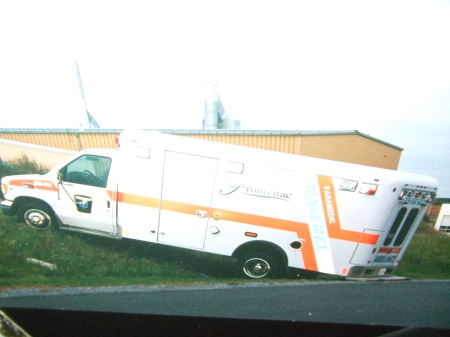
xmin=245 ymin=232 xmax=257 ymax=238
xmin=1 ymin=184 xmax=8 ymax=195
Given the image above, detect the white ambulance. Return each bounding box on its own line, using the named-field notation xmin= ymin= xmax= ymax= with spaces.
xmin=0 ymin=130 xmax=438 ymax=279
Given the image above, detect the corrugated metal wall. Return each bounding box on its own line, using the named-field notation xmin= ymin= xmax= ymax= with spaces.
xmin=0 ymin=130 xmax=402 ymax=170
xmin=184 ymin=134 xmax=401 ymax=169
xmin=0 ymin=131 xmax=118 ymax=151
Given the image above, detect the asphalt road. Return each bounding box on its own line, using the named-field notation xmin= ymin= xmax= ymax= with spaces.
xmin=0 ymin=280 xmax=449 ymax=329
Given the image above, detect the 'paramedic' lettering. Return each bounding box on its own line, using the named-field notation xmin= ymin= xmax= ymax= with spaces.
xmin=220 ymin=183 xmax=292 ymax=201
xmin=322 ymin=186 xmax=336 ymax=225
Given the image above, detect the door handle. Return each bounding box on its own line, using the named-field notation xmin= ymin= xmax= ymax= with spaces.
xmin=197 ymin=210 xmax=207 ymax=218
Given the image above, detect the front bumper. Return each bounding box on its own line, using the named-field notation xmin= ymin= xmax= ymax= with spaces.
xmin=0 ymin=200 xmax=14 ymax=216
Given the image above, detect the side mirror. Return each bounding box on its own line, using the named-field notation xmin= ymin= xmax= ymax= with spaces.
xmin=57 ymin=171 xmax=63 ymax=184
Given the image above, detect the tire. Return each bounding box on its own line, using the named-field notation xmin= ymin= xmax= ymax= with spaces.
xmin=17 ymin=201 xmax=57 ymax=230
xmin=239 ymin=251 xmax=283 ymax=279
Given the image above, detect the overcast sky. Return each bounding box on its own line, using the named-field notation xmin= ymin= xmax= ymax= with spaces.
xmin=0 ymin=0 xmax=449 ymax=196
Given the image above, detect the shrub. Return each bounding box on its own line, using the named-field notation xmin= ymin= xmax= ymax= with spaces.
xmin=0 ymin=155 xmax=48 ymax=181
xmin=0 ymin=158 xmax=15 ymax=180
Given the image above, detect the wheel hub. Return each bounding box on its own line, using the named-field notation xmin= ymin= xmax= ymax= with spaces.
xmin=29 ymin=212 xmax=43 ymax=224
xmin=25 ymin=210 xmax=50 ymax=229
xmin=243 ymin=257 xmax=270 ymax=278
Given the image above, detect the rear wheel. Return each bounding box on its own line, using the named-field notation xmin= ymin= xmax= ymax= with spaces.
xmin=17 ymin=201 xmax=57 ymax=230
xmin=239 ymin=251 xmax=283 ymax=279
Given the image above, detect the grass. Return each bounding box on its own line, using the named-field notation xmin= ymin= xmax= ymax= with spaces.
xmin=0 ymin=213 xmax=448 ymax=289
xmin=395 ymin=220 xmax=450 ymax=279
xmin=0 ymin=211 xmax=242 ymax=288
xmin=0 ymin=156 xmax=449 ymax=289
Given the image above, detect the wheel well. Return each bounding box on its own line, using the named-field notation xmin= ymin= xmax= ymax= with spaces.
xmin=13 ymin=197 xmax=54 ymax=215
xmin=232 ymin=241 xmax=288 ymax=267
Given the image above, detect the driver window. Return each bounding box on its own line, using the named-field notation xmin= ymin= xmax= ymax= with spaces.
xmin=60 ymin=155 xmax=112 ymax=188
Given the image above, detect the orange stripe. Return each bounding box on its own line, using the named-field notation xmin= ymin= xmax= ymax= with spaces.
xmin=162 ymin=200 xmax=207 ymax=214
xmin=211 ymin=208 xmax=318 ymax=271
xmin=107 ymin=190 xmax=318 ymax=271
xmin=9 ymin=179 xmax=58 ymax=192
xmin=317 ymin=175 xmax=379 ymax=244
xmin=119 ymin=192 xmax=160 ymax=208
xmin=328 ymin=227 xmax=379 ymax=245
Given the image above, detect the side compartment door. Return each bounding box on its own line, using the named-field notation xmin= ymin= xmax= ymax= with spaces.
xmin=55 ymin=154 xmax=115 ymax=234
xmin=158 ymin=151 xmax=218 ymax=249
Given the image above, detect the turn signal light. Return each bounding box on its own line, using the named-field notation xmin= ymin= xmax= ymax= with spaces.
xmin=1 ymin=184 xmax=7 ymax=195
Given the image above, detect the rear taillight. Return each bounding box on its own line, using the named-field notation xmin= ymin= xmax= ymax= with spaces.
xmin=359 ymin=183 xmax=378 ymax=195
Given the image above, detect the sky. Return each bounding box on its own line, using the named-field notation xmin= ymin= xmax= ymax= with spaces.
xmin=0 ymin=0 xmax=449 ymax=196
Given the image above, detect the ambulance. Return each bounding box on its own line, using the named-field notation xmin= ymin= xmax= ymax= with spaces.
xmin=0 ymin=130 xmax=438 ymax=279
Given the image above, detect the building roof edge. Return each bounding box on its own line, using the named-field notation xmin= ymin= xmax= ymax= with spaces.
xmin=0 ymin=128 xmax=403 ymax=151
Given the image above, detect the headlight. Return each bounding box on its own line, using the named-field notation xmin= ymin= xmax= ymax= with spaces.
xmin=1 ymin=184 xmax=7 ymax=195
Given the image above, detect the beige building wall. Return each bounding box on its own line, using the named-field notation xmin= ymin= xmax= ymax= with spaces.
xmin=0 ymin=132 xmax=118 ymax=152
xmin=185 ymin=133 xmax=401 ymax=170
xmin=0 ymin=130 xmax=402 ymax=170
xmin=0 ymin=139 xmax=76 ymax=169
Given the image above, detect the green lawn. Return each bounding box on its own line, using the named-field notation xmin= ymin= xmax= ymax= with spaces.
xmin=0 ymin=211 xmax=448 ymax=289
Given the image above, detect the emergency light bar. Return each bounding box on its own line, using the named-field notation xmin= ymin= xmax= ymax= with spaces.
xmin=399 ymin=188 xmax=436 ymax=204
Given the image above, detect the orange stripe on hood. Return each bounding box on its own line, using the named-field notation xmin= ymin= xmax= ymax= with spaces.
xmin=9 ymin=179 xmax=58 ymax=192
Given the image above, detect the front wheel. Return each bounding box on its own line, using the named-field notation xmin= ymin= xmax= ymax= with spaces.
xmin=17 ymin=201 xmax=57 ymax=230
xmin=240 ymin=252 xmax=282 ymax=279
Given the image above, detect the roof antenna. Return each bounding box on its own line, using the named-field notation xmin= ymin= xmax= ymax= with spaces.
xmin=75 ymin=60 xmax=100 ymax=129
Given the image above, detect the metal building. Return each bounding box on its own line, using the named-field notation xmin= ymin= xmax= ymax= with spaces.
xmin=0 ymin=129 xmax=402 ymax=170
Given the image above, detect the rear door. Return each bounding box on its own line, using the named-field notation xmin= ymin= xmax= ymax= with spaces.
xmin=158 ymin=151 xmax=218 ymax=249
xmin=373 ymin=204 xmax=422 ymax=266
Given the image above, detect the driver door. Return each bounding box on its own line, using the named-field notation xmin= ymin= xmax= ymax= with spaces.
xmin=55 ymin=154 xmax=115 ymax=234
